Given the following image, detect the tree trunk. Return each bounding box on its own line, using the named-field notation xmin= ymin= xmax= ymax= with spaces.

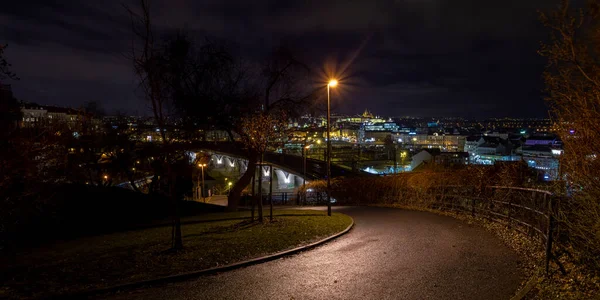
xmin=251 ymin=174 xmax=255 ymax=221
xmin=226 ymin=130 xmax=235 ymax=142
xmin=124 ymin=165 xmax=142 ymax=193
xmin=257 ymin=155 xmax=264 ymax=222
xmin=170 ymin=168 xmax=183 ymax=250
xmin=269 ymin=165 xmax=273 ymax=222
xmin=227 ymin=154 xmax=257 ymax=211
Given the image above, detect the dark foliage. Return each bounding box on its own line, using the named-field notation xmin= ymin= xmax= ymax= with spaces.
xmin=0 ymin=183 xmax=221 ymax=251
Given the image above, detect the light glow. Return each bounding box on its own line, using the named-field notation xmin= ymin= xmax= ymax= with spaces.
xmin=328 ymin=79 xmax=338 ymax=87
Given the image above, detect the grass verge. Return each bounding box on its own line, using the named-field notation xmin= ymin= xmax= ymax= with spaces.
xmin=0 ymin=209 xmax=352 ymax=299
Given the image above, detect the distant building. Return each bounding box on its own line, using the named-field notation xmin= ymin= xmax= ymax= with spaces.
xmin=20 ymin=104 xmax=48 ymax=128
xmin=518 ymin=144 xmax=562 ymax=181
xmin=19 ymin=103 xmax=102 ymax=132
xmin=410 ymin=149 xmax=469 ymax=170
xmin=525 ymin=135 xmax=561 ymax=146
xmin=465 ymin=135 xmax=520 ymax=165
xmin=363 ymin=122 xmax=399 ymax=132
xmin=465 ymin=135 xmax=482 ymax=154
xmin=397 ymin=133 xmax=466 ymax=152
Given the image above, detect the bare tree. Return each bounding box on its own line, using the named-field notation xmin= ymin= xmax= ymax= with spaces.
xmin=226 ymin=46 xmax=314 ymax=212
xmin=540 ymin=0 xmax=600 ymax=269
xmin=125 ymin=0 xmax=184 ymax=250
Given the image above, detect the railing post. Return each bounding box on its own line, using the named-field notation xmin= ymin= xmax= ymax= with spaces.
xmin=471 ymin=187 xmax=476 ymax=217
xmin=545 ymin=194 xmax=554 ymax=275
xmin=507 ymin=191 xmax=512 ymax=229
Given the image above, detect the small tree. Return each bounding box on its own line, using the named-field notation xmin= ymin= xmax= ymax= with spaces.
xmin=237 ymin=112 xmax=286 ymax=221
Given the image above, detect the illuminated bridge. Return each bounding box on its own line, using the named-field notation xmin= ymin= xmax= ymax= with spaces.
xmin=190 ymin=142 xmax=372 ymax=193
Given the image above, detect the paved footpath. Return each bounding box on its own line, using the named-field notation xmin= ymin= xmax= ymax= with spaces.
xmin=103 ymin=206 xmax=524 ymax=300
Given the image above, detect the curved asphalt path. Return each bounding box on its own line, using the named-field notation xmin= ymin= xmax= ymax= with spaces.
xmin=103 ymin=207 xmax=524 ymax=300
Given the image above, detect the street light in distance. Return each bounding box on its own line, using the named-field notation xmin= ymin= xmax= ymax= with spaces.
xmin=198 ymin=163 xmax=207 ymax=202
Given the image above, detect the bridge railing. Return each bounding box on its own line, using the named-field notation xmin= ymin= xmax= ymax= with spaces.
xmin=241 ymin=191 xmax=336 ymax=206
xmin=241 ymin=192 xmax=299 ymax=206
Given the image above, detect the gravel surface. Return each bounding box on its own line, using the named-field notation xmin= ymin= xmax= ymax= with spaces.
xmin=102 ymin=206 xmax=524 ymax=300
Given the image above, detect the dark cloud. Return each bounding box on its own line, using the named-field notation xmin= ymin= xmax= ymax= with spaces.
xmin=0 ymin=0 xmax=556 ymax=117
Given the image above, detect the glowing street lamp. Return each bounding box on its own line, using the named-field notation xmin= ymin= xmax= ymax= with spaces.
xmin=326 ymin=79 xmax=338 ymax=217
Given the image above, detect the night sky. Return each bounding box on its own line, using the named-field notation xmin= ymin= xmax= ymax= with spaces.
xmin=1 ymin=0 xmax=558 ymax=118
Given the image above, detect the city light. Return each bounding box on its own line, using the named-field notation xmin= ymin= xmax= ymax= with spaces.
xmin=328 ymin=79 xmax=338 ymax=87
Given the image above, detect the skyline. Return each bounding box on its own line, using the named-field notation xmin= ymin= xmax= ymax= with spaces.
xmin=1 ymin=0 xmax=560 ymax=118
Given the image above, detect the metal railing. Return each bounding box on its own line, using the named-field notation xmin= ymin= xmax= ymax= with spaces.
xmin=242 ymin=192 xmax=298 ymax=206
xmin=242 ymin=191 xmax=335 ymax=206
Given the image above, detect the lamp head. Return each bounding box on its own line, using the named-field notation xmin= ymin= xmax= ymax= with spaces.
xmin=328 ymin=79 xmax=338 ymax=87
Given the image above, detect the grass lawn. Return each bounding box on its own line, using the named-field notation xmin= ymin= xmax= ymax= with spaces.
xmin=0 ymin=209 xmax=352 ymax=299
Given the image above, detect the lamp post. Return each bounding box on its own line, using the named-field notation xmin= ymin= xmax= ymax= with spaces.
xmin=326 ymin=79 xmax=337 ymax=217
xmin=198 ymin=163 xmax=207 ymax=202
xmin=303 ymin=144 xmax=310 ymax=189
xmin=302 ymin=144 xmax=311 ymax=206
